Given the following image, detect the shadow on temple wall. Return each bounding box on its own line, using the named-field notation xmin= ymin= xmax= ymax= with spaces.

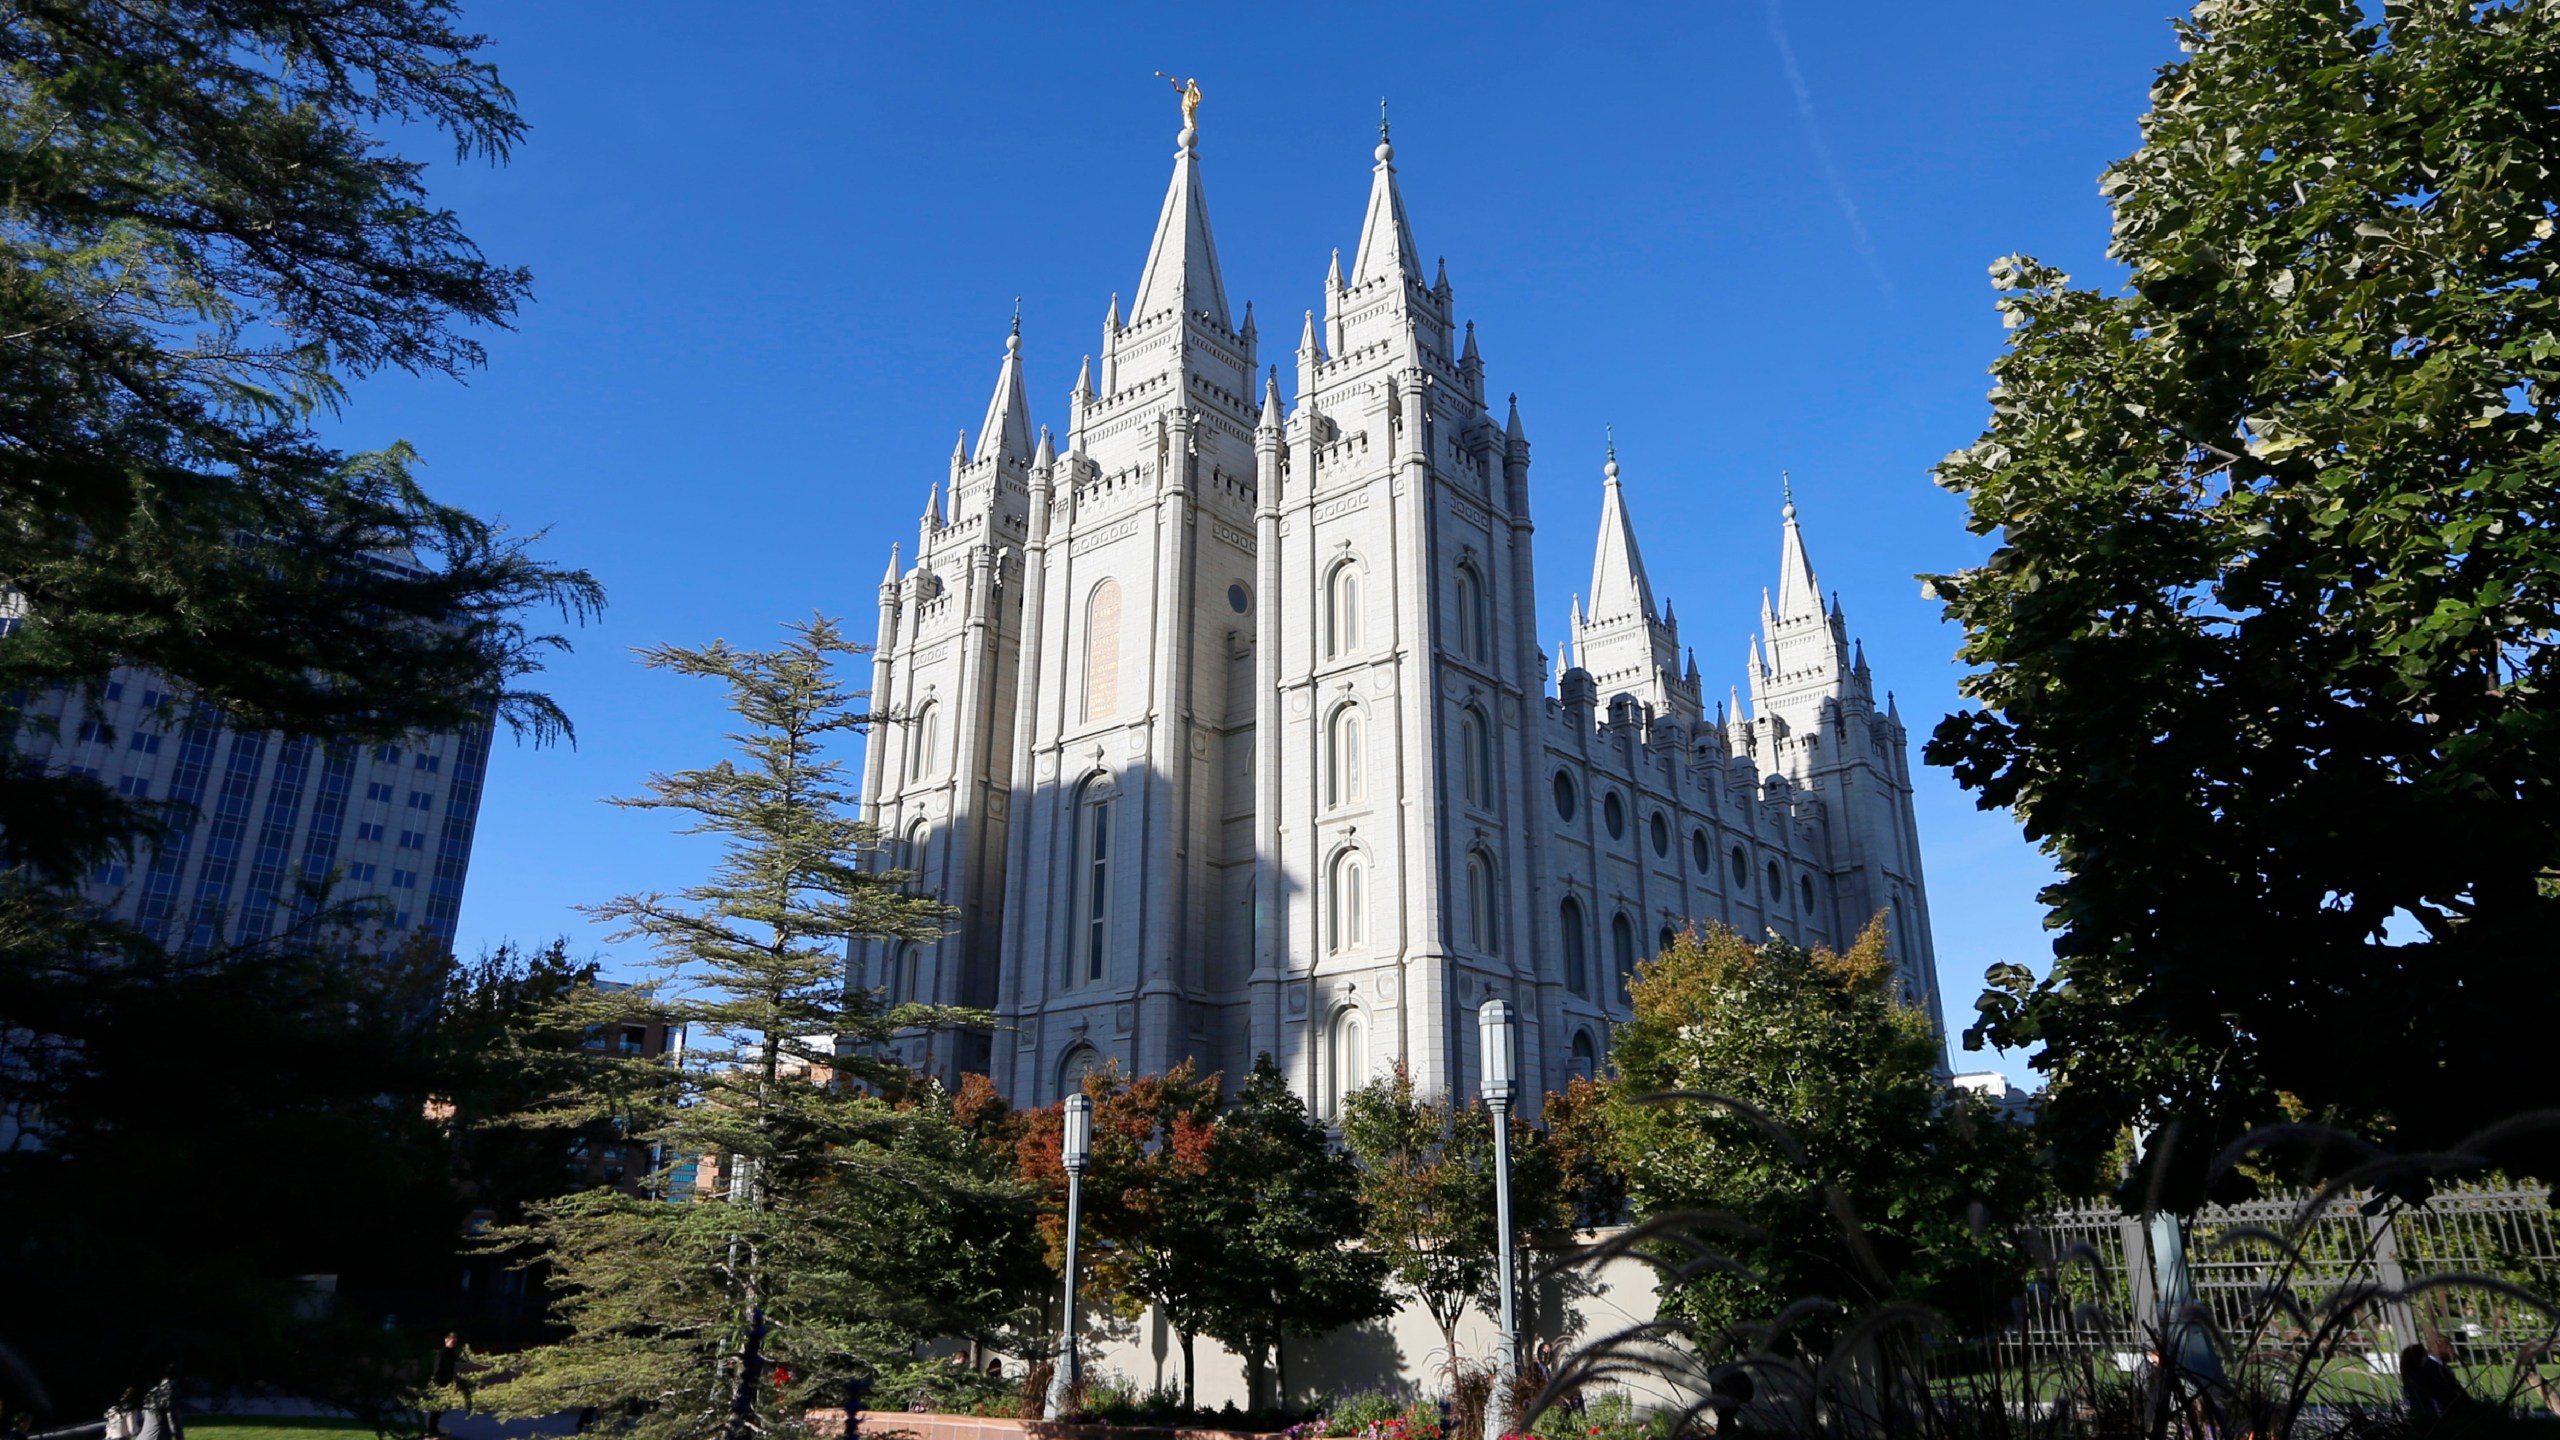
xmin=1284 ymin=1318 xmax=1413 ymax=1405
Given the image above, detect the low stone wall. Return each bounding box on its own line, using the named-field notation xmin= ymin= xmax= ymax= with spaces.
xmin=802 ymin=1412 xmax=1286 ymax=1440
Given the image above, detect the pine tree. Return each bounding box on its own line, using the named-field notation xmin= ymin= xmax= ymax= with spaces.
xmin=0 ymin=0 xmax=601 ymax=880
xmin=483 ymin=618 xmax=1032 ymax=1440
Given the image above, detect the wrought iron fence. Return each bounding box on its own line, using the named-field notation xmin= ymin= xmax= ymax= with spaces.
xmin=2006 ymin=1183 xmax=2560 ymax=1392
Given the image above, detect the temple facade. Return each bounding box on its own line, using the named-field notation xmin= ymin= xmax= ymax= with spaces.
xmin=854 ymin=110 xmax=1941 ymax=1111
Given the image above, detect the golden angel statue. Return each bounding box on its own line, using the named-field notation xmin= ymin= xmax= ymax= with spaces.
xmin=1155 ymin=72 xmax=1202 ymax=133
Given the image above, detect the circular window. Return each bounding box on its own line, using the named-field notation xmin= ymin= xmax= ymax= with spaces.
xmin=1227 ymin=583 xmax=1250 ymax=614
xmin=1603 ymin=792 xmax=1626 ymax=839
xmin=1691 ymin=829 xmax=1711 ymax=874
xmin=1800 ymin=874 xmax=1816 ymax=912
xmin=1730 ymin=845 xmax=1748 ymax=885
xmin=1767 ymin=860 xmax=1783 ymax=896
xmin=1552 ymin=770 xmax=1577 ymax=822
xmin=1649 ymin=812 xmax=1670 ymax=858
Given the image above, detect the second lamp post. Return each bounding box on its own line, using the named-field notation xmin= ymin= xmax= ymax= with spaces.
xmin=1478 ymin=999 xmax=1519 ymax=1440
xmin=1043 ymin=1091 xmax=1093 ymax=1421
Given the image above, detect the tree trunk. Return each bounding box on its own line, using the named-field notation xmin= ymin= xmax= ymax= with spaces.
xmin=1181 ymin=1326 xmax=1197 ymax=1412
xmin=1243 ymin=1346 xmax=1269 ymax=1416
xmin=1275 ymin=1332 xmax=1288 ymax=1413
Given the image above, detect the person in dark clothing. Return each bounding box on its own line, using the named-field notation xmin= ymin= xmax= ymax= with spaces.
xmin=428 ymin=1334 xmax=471 ymax=1437
xmin=2402 ymin=1336 xmax=2468 ymax=1418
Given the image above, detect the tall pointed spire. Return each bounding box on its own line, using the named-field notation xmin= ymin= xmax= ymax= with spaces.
xmin=1130 ymin=97 xmax=1231 ymax=327
xmin=1259 ymin=368 xmax=1284 ymax=430
xmin=973 ymin=315 xmax=1033 ymax=464
xmin=1351 ymin=102 xmax=1421 ymax=288
xmin=1587 ymin=433 xmax=1658 ymax=624
xmin=882 ymin=541 xmax=902 ymax=587
xmin=1775 ymin=470 xmax=1823 ymax=621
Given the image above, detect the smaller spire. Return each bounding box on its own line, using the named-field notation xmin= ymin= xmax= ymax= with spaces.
xmin=882 ymin=541 xmax=902 ymax=588
xmin=1853 ymin=637 xmax=1869 ymax=673
xmin=1299 ymin=308 xmax=1321 ymax=356
xmin=1433 ymin=255 xmax=1449 ymax=294
xmin=1505 ymin=393 xmax=1526 ymax=449
xmin=1554 ymin=641 xmax=1570 ymax=688
xmin=923 ymin=479 xmax=944 ymax=528
xmin=1241 ymin=299 xmax=1257 ymax=340
xmin=1327 ymin=247 xmax=1344 ymax=292
xmin=948 ymin=431 xmax=967 ymax=484
xmin=1073 ymin=354 xmax=1093 ymax=398
xmin=1571 ymin=592 xmax=1585 ymax=629
xmin=1685 ymin=647 xmax=1701 ymax=686
xmin=1034 ymin=425 xmax=1056 ymax=468
xmin=1461 ymin=320 xmax=1480 ymax=366
xmin=1105 ymin=292 xmax=1121 ymax=333
xmin=1259 ymin=367 xmax=1284 ymax=430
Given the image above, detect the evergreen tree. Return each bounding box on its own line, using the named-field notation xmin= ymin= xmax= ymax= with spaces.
xmin=482 ymin=618 xmax=1027 ymax=1440
xmin=1189 ymin=1056 xmax=1393 ymax=1413
xmin=1603 ymin=922 xmax=2042 ymax=1355
xmin=1925 ymin=0 xmax=2560 ymax=1200
xmin=0 ymin=0 xmax=599 ymax=879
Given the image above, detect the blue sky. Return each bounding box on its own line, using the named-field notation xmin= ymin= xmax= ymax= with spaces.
xmin=337 ymin=2 xmax=2187 ymax=1086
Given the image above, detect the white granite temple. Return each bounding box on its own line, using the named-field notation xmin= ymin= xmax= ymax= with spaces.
xmin=855 ymin=107 xmax=1942 ymax=1110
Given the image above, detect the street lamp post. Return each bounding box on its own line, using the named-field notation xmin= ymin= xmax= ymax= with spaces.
xmin=1043 ymin=1092 xmax=1093 ymax=1421
xmin=1478 ymin=999 xmax=1518 ymax=1440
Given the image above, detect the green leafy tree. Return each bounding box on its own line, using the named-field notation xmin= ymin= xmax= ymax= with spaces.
xmin=1924 ymin=0 xmax=2560 ymax=1202
xmin=482 ymin=618 xmax=1022 ymax=1440
xmin=1341 ymin=1063 xmax=1564 ymax=1378
xmin=1603 ymin=921 xmax=2042 ymax=1353
xmin=1189 ymin=1055 xmax=1393 ymax=1412
xmin=0 ymin=0 xmax=599 ymax=879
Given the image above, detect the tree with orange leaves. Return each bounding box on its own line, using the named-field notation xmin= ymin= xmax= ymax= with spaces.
xmin=1016 ymin=1060 xmax=1225 ymax=1406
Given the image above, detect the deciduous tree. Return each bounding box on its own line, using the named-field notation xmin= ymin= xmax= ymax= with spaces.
xmin=1604 ymin=922 xmax=2041 ymax=1353
xmin=1925 ymin=0 xmax=2560 ymax=1202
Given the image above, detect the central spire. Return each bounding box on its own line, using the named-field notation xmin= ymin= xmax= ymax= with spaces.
xmin=1774 ymin=471 xmax=1823 ymax=621
xmin=1350 ymin=102 xmax=1420 ymax=289
xmin=1129 ymin=86 xmax=1230 ymax=329
xmin=973 ymin=312 xmax=1032 ymax=465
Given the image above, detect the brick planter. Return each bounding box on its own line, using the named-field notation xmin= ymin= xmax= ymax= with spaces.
xmin=802 ymin=1412 xmax=1292 ymax=1440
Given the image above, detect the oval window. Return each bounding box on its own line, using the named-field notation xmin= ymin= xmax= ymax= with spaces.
xmin=1603 ymin=791 xmax=1626 ymax=839
xmin=1552 ymin=770 xmax=1577 ymax=822
xmin=1691 ymin=829 xmax=1711 ymax=874
xmin=1228 ymin=583 xmax=1251 ymax=614
xmin=1801 ymin=873 xmax=1816 ymax=912
xmin=1649 ymin=812 xmax=1670 ymax=858
xmin=1767 ymin=860 xmax=1783 ymax=896
xmin=1730 ymin=845 xmax=1748 ymax=885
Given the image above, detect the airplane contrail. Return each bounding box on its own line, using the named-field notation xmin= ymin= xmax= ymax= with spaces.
xmin=1763 ymin=0 xmax=1894 ymax=298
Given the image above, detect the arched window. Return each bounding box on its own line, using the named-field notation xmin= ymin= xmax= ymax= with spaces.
xmin=1327 ymin=705 xmax=1365 ymax=807
xmin=1057 ymin=1043 xmax=1102 ymax=1102
xmin=1329 ymin=849 xmax=1367 ymax=952
xmin=1460 ymin=706 xmax=1492 ymax=806
xmin=881 ymin=942 xmax=914 ymax=1004
xmin=1658 ymin=924 xmax=1678 ymax=959
xmin=1560 ymin=896 xmax=1588 ymax=996
xmin=903 ymin=819 xmax=931 ymax=892
xmin=1083 ymin=580 xmax=1123 ymax=723
xmin=1570 ymin=1030 xmax=1597 ymax=1082
xmin=1465 ymin=851 xmax=1495 ymax=953
xmin=908 ymin=702 xmax=939 ymax=781
xmin=1326 ymin=1007 xmax=1367 ymax=1118
xmin=1801 ymin=874 xmax=1817 ymax=912
xmin=1455 ymin=563 xmax=1488 ymax=661
xmin=1074 ymin=779 xmax=1114 ymax=984
xmin=1328 ymin=563 xmax=1364 ymax=658
xmin=1612 ymin=912 xmax=1637 ymax=1003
